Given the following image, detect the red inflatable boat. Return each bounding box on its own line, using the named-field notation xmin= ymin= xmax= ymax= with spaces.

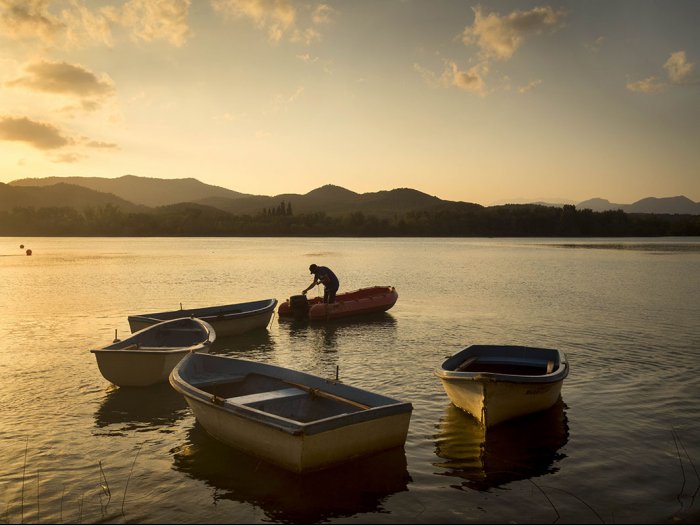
xmin=278 ymin=286 xmax=398 ymax=321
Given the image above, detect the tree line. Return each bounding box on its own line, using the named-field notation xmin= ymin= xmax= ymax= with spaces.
xmin=1 ymin=203 xmax=699 ymax=236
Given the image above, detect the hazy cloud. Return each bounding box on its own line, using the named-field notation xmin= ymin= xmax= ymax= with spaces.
xmin=517 ymin=79 xmax=542 ymax=93
xmin=415 ymin=60 xmax=490 ymax=96
xmin=0 ymin=115 xmax=73 ymax=149
xmin=312 ymin=3 xmax=335 ymax=25
xmin=84 ymin=139 xmax=118 ymax=149
xmin=585 ymin=36 xmax=605 ymax=53
xmin=267 ymin=86 xmax=304 ymax=113
xmin=664 ymin=50 xmax=693 ymax=84
xmin=462 ymin=5 xmax=566 ymax=61
xmin=211 ymin=0 xmax=295 ymax=43
xmin=627 ymin=50 xmax=694 ymax=94
xmin=7 ymin=60 xmax=115 ymax=99
xmin=103 ymin=0 xmax=192 ymax=47
xmin=0 ymin=0 xmax=65 ymax=42
xmin=211 ymin=0 xmax=330 ymax=44
xmin=50 ymin=152 xmax=83 ymax=163
xmin=626 ymin=76 xmax=666 ymax=94
xmin=0 ymin=0 xmax=191 ymax=48
xmin=444 ymin=61 xmax=489 ymax=96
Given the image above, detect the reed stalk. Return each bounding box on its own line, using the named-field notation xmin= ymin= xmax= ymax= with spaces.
xmin=36 ymin=469 xmax=40 ymax=524
xmin=121 ymin=444 xmax=142 ymax=514
xmin=20 ymin=437 xmax=28 ymax=524
xmin=528 ymin=479 xmax=560 ymax=523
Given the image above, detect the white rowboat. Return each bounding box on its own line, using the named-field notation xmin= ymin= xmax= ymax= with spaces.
xmin=169 ymin=353 xmax=413 ymax=473
xmin=435 ymin=345 xmax=569 ymax=428
xmin=128 ymin=298 xmax=277 ymax=337
xmin=91 ymin=317 xmax=215 ymax=387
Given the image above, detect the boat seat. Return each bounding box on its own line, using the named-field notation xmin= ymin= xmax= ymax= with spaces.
xmin=227 ymin=387 xmax=307 ymax=405
xmin=456 ymin=356 xmax=479 ymax=371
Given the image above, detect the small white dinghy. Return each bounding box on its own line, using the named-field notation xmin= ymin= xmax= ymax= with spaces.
xmin=169 ymin=353 xmax=413 ymax=473
xmin=91 ymin=317 xmax=215 ymax=387
xmin=435 ymin=345 xmax=569 ymax=428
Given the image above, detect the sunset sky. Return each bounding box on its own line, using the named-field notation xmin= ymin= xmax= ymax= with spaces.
xmin=0 ymin=0 xmax=698 ymax=205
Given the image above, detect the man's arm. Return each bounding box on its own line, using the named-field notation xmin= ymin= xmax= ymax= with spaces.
xmin=302 ymin=278 xmax=318 ymax=294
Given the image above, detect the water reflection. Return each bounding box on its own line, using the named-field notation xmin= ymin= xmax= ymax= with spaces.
xmin=433 ymin=399 xmax=569 ymax=491
xmin=172 ymin=423 xmax=411 ymax=523
xmin=284 ymin=312 xmax=398 ymax=348
xmin=94 ymin=383 xmax=188 ymax=435
xmin=211 ymin=329 xmax=275 ymax=356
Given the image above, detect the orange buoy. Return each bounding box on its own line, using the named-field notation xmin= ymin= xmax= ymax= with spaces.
xmin=26 ymin=249 xmax=32 ymax=256
xmin=20 ymin=244 xmax=24 ymax=249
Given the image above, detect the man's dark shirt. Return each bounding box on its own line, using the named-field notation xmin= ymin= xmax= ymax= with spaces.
xmin=313 ymin=266 xmax=339 ymax=289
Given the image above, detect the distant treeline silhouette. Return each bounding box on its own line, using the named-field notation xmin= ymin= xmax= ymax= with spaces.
xmin=1 ymin=203 xmax=699 ymax=236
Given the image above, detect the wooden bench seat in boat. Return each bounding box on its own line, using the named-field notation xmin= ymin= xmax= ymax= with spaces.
xmin=226 ymin=387 xmax=307 ymax=405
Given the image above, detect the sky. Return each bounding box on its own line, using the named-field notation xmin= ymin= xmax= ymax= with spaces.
xmin=0 ymin=0 xmax=698 ymax=206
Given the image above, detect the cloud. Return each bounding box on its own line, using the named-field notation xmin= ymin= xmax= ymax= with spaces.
xmin=517 ymin=79 xmax=542 ymax=93
xmin=103 ymin=0 xmax=192 ymax=47
xmin=0 ymin=115 xmax=73 ymax=149
xmin=462 ymin=5 xmax=566 ymax=61
xmin=0 ymin=0 xmax=191 ymax=48
xmin=211 ymin=0 xmax=295 ymax=43
xmin=664 ymin=50 xmax=694 ymax=84
xmin=312 ymin=3 xmax=335 ymax=25
xmin=626 ymin=50 xmax=694 ymax=94
xmin=626 ymin=76 xmax=666 ymax=94
xmin=7 ymin=60 xmax=115 ymax=99
xmin=50 ymin=152 xmax=84 ymax=163
xmin=444 ymin=61 xmax=489 ymax=96
xmin=0 ymin=0 xmax=65 ymax=42
xmin=84 ymin=139 xmax=119 ymax=149
xmin=211 ymin=0 xmax=331 ymax=44
xmin=414 ymin=60 xmax=489 ymax=96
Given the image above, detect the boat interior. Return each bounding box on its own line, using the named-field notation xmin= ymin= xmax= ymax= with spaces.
xmin=118 ymin=322 xmax=206 ymax=348
xmin=455 ymin=356 xmax=556 ymax=376
xmin=194 ymin=373 xmax=366 ymax=422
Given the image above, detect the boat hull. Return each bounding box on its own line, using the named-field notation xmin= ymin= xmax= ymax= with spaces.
xmin=435 ymin=345 xmax=569 ymax=428
xmin=181 ymin=395 xmax=411 ymax=473
xmin=170 ymin=353 xmax=412 ymax=473
xmin=91 ymin=318 xmax=215 ymax=387
xmin=128 ymin=299 xmax=277 ymax=337
xmin=278 ymin=286 xmax=398 ymax=322
xmin=93 ymin=348 xmax=207 ymax=387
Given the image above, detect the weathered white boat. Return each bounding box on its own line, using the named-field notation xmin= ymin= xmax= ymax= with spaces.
xmin=128 ymin=298 xmax=277 ymax=337
xmin=91 ymin=318 xmax=215 ymax=387
xmin=435 ymin=345 xmax=569 ymax=428
xmin=169 ymin=353 xmax=413 ymax=473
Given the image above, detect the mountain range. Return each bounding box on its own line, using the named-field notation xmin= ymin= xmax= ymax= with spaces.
xmin=4 ymin=175 xmax=700 ymax=216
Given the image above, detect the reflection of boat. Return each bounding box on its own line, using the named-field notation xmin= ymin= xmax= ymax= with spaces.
xmin=278 ymin=286 xmax=398 ymax=321
xmin=435 ymin=345 xmax=569 ymax=427
xmin=172 ymin=423 xmax=411 ymax=523
xmin=169 ymin=352 xmax=413 ymax=473
xmin=94 ymin=383 xmax=188 ymax=433
xmin=91 ymin=317 xmax=215 ymax=387
xmin=128 ymin=298 xmax=277 ymax=336
xmin=434 ymin=400 xmax=569 ymax=491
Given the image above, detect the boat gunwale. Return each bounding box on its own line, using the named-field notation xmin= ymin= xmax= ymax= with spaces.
xmin=435 ymin=345 xmax=569 ymax=384
xmin=92 ymin=317 xmax=215 ymax=354
xmin=128 ymin=298 xmax=278 ymax=324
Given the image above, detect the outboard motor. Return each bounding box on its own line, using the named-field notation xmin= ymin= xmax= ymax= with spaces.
xmin=289 ymin=294 xmax=310 ymax=320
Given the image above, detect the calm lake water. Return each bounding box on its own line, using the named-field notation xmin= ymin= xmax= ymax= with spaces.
xmin=1 ymin=236 xmax=699 ymax=524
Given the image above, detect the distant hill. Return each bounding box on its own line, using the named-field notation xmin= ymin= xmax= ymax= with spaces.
xmin=0 ymin=182 xmax=147 ymax=213
xmin=577 ymin=196 xmax=700 ymax=214
xmin=195 ymin=184 xmax=475 ymax=218
xmin=6 ymin=175 xmax=699 ymax=216
xmin=10 ymin=175 xmax=252 ymax=207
